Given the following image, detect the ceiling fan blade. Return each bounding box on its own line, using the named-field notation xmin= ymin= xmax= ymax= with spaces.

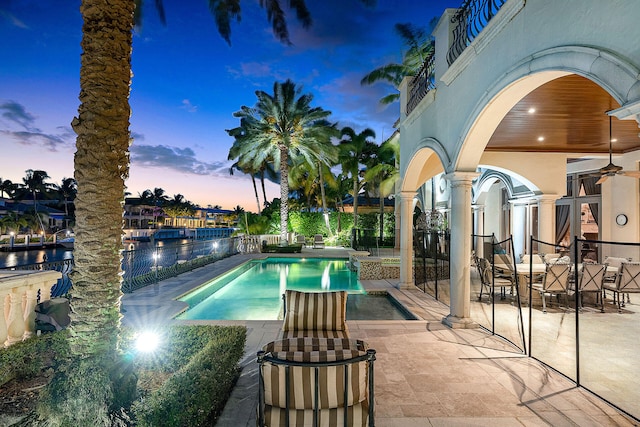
xmin=620 ymin=171 xmax=640 ymax=178
xmin=595 ymin=175 xmax=609 ymax=185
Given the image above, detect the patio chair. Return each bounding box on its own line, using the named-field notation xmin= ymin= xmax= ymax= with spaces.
xmin=603 ymin=262 xmax=640 ymax=312
xmin=257 ymin=337 xmax=376 ymax=427
xmin=296 ymin=234 xmax=307 ymax=247
xmin=313 ymin=234 xmax=325 ymax=249
xmin=532 ymin=263 xmax=571 ymax=313
xmin=475 ymin=257 xmax=515 ymax=301
xmin=578 ymin=263 xmax=607 ymax=312
xmin=259 ymin=289 xmax=376 ymax=426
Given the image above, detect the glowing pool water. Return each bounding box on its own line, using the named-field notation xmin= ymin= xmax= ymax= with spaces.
xmin=176 ymin=257 xmax=413 ymax=321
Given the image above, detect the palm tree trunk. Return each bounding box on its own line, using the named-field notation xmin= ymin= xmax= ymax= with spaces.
xmin=70 ymin=0 xmax=134 ymax=358
xmin=379 ymin=194 xmax=384 ymax=244
xmin=260 ymin=169 xmax=268 ymax=208
xmin=352 ymin=178 xmax=359 ymax=228
xmin=318 ymin=163 xmax=332 ymax=237
xmin=251 ymin=175 xmax=261 ymax=213
xmin=279 ymin=147 xmax=289 ymax=245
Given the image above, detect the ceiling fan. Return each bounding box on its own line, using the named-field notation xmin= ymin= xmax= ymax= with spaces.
xmin=594 ymin=115 xmax=640 ymax=185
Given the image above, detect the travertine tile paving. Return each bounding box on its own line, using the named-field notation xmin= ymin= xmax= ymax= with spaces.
xmin=121 ymin=249 xmax=637 ymax=426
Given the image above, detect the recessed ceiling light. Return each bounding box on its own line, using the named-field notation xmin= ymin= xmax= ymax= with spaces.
xmin=611 ymin=138 xmax=618 ymax=143
xmin=528 ymin=107 xmax=536 ymax=114
xmin=537 ymin=136 xmax=544 ymax=142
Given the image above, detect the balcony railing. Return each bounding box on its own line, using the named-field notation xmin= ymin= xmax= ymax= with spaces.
xmin=406 ymin=52 xmax=436 ymax=115
xmin=447 ymin=0 xmax=507 ymax=65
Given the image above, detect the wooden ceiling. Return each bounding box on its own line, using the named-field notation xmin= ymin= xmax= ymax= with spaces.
xmin=486 ymin=75 xmax=640 ymax=154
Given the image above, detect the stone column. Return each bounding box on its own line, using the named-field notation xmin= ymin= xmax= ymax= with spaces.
xmin=443 ymin=172 xmax=479 ymax=329
xmin=537 ymin=195 xmax=559 ymax=246
xmin=398 ymin=191 xmax=416 ymax=289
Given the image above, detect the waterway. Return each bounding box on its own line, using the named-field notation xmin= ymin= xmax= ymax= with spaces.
xmin=0 ymin=239 xmax=192 ymax=269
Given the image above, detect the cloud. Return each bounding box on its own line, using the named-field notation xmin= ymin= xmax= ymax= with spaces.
xmin=180 ymin=99 xmax=198 ymax=113
xmin=0 ymin=101 xmax=75 ymax=151
xmin=315 ymin=72 xmax=398 ymax=135
xmin=0 ymin=10 xmax=28 ymax=29
xmin=130 ymin=144 xmax=230 ymax=176
xmin=0 ymin=100 xmax=39 ymax=131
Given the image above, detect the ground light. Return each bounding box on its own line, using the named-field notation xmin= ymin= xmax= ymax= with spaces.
xmin=135 ymin=331 xmax=160 ymax=353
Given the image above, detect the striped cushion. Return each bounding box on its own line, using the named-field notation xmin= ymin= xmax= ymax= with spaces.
xmin=283 ymin=290 xmax=347 ymax=332
xmin=263 ymin=400 xmax=369 ymax=427
xmin=261 ymin=339 xmax=369 ymax=410
xmin=264 ymin=337 xmax=368 ymax=354
xmin=282 ymin=329 xmax=350 ymax=339
xmin=261 ymin=361 xmax=368 ymax=409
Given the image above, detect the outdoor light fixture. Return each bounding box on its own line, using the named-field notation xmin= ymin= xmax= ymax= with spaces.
xmin=135 ymin=331 xmax=160 ymax=353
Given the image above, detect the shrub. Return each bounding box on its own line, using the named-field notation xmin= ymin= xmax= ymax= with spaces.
xmin=37 ymin=356 xmax=114 ymax=426
xmin=132 ymin=325 xmax=246 ymax=427
xmin=0 ymin=331 xmax=70 ymax=387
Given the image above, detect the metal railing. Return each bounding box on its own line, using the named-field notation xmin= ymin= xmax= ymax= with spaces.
xmin=406 ymin=50 xmax=436 ymax=115
xmin=1 ymin=237 xmax=242 ymax=296
xmin=414 ymin=230 xmax=450 ymax=301
xmin=447 ymin=0 xmax=507 ymax=65
xmin=120 ymin=237 xmax=240 ymax=293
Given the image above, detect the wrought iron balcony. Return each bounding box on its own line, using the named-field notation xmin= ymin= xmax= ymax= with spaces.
xmin=406 ymin=52 xmax=436 ymax=115
xmin=447 ymin=0 xmax=508 ymax=66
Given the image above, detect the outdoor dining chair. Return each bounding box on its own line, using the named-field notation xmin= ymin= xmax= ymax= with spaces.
xmin=603 ymin=262 xmax=640 ymax=312
xmin=475 ymin=257 xmax=515 ymax=301
xmin=578 ymin=263 xmax=607 ymax=312
xmin=533 ymin=263 xmax=571 ymax=313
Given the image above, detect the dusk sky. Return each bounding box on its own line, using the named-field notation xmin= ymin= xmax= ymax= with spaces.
xmin=0 ymin=0 xmax=459 ymax=211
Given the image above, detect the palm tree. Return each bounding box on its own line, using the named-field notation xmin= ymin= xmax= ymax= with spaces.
xmin=55 ymin=177 xmax=78 ymax=228
xmin=361 ymin=22 xmax=435 ymax=105
xmin=0 ymin=178 xmax=15 ymax=199
xmin=229 ymin=159 xmax=262 ymax=213
xmin=163 ymin=193 xmax=195 ymax=226
xmin=227 ymin=79 xmax=338 ymax=244
xmin=339 ymin=127 xmax=378 ymax=228
xmin=144 ymin=187 xmax=168 ymax=227
xmin=364 ymin=135 xmax=399 ymax=242
xmin=0 ymin=212 xmax=28 ymax=234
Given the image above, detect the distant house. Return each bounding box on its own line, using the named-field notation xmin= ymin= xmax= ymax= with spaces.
xmin=340 ymin=194 xmax=395 ymax=214
xmin=0 ymin=198 xmax=66 ymax=232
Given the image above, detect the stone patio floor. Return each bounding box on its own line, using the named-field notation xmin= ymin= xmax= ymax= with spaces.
xmin=121 ymin=247 xmax=637 ymax=426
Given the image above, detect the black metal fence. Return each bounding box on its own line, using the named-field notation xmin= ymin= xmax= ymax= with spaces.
xmin=470 ymin=234 xmax=526 ymax=353
xmin=414 ymin=230 xmax=450 ymax=302
xmin=468 ymin=234 xmax=640 ymax=421
xmin=1 ymin=237 xmax=241 ymax=297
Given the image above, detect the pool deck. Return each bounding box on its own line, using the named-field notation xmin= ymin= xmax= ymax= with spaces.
xmin=120 ymin=247 xmax=636 ymax=426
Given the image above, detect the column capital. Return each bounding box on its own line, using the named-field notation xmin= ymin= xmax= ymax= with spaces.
xmin=444 ymin=171 xmax=479 ymax=187
xmin=472 ymin=203 xmax=485 ymax=212
xmin=398 ymin=190 xmax=416 ymax=200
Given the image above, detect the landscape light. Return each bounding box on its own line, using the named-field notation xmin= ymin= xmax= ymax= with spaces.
xmin=135 ymin=331 xmax=160 ymax=353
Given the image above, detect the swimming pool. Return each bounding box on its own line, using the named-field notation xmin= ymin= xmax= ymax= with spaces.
xmin=176 ymin=257 xmax=413 ymax=320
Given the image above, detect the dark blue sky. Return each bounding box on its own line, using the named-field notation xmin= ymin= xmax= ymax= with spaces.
xmin=0 ymin=0 xmax=460 ymax=210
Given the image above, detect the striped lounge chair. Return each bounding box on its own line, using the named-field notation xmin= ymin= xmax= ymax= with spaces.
xmin=257 ymin=290 xmax=376 ymax=426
